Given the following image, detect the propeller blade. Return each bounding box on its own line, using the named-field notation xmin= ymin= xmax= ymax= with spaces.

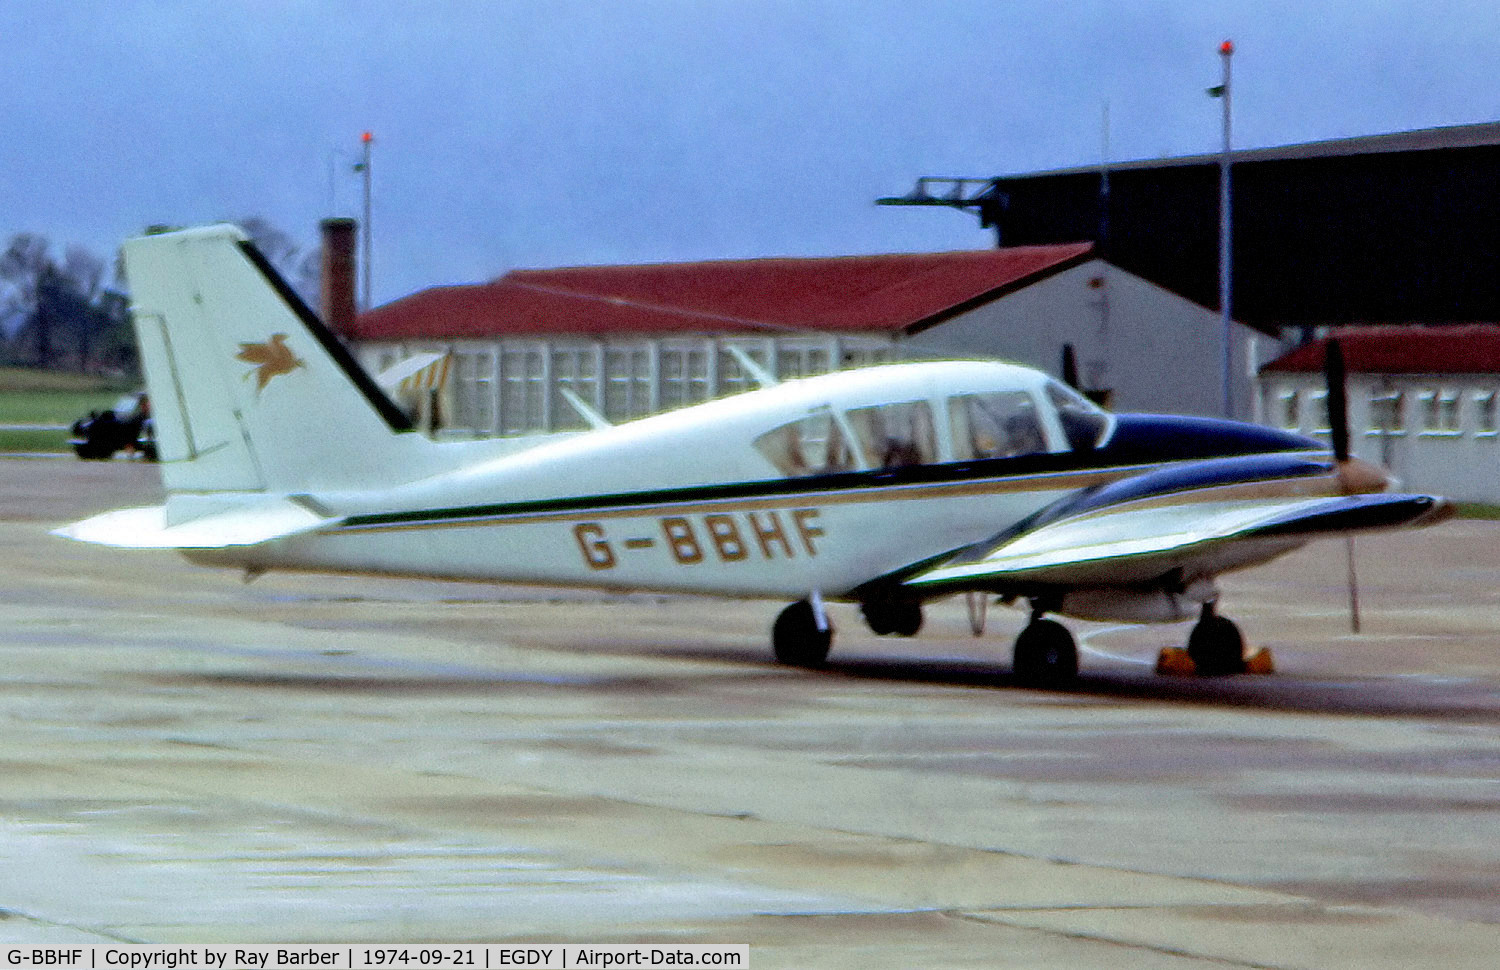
xmin=1325 ymin=337 xmax=1350 ymax=464
xmin=1062 ymin=343 xmax=1081 ymax=390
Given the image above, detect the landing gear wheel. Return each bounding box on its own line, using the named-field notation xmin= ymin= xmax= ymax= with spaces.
xmin=860 ymin=600 xmax=923 ymax=637
xmin=1013 ymin=618 xmax=1078 ymax=686
xmin=1187 ymin=615 xmax=1245 ymax=676
xmin=773 ymin=600 xmax=833 ymax=667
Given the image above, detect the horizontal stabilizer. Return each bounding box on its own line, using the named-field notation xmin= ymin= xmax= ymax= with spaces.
xmin=53 ymin=498 xmax=334 ymax=549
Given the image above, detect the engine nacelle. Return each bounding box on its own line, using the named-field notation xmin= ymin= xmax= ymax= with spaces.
xmin=1057 ymin=578 xmax=1217 ymax=623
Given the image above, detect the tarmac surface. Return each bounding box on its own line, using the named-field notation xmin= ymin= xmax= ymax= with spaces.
xmin=4 ymin=456 xmax=1500 ymax=966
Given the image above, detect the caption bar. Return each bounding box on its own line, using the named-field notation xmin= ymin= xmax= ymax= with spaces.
xmin=1 ymin=948 xmax=747 ymax=970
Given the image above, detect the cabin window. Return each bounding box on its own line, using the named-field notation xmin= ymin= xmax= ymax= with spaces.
xmin=845 ymin=400 xmax=937 ymax=469
xmin=1475 ymin=392 xmax=1498 ymax=436
xmin=948 ymin=391 xmax=1048 ymax=461
xmin=754 ymin=409 xmax=858 ymax=478
xmin=1044 ymin=381 xmax=1110 ymax=451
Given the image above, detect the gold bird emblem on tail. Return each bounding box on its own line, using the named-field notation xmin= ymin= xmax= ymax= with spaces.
xmin=236 ymin=333 xmax=305 ymax=393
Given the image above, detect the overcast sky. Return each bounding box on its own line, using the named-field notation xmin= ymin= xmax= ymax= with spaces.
xmin=4 ymin=1 xmax=1498 ymax=304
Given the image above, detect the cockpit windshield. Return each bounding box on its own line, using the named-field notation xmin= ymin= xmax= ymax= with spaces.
xmin=947 ymin=390 xmax=1049 ymax=461
xmin=1044 ymin=379 xmax=1112 ymax=451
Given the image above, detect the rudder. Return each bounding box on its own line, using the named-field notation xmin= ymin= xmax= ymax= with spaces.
xmin=124 ymin=225 xmax=430 ymax=496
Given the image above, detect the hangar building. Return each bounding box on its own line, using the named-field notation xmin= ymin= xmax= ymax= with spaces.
xmin=880 ymin=120 xmax=1500 ymax=330
xmin=1259 ymin=325 xmax=1500 ymax=503
xmin=346 ymin=243 xmax=1262 ymax=438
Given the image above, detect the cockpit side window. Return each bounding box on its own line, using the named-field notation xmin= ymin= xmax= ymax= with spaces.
xmin=753 ymin=409 xmax=857 ymax=478
xmin=845 ymin=400 xmax=937 ymax=470
xmin=1044 ymin=380 xmax=1111 ymax=451
xmin=948 ymin=391 xmax=1049 ymax=461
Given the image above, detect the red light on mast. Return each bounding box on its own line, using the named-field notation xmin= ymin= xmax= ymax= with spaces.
xmin=1220 ymin=40 xmax=1234 ymax=55
xmin=361 ymin=131 xmax=373 ymax=143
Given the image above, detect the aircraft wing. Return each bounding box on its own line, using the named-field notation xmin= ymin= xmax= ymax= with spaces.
xmin=901 ymin=492 xmax=1452 ymax=593
xmin=52 ymin=497 xmax=335 ymax=549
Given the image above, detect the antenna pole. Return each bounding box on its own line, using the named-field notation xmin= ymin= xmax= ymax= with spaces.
xmin=360 ymin=131 xmax=373 ymax=311
xmin=1217 ymin=41 xmax=1234 ymax=418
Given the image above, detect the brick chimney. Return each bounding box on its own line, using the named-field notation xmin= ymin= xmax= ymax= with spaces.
xmin=319 ymin=217 xmax=358 ymax=337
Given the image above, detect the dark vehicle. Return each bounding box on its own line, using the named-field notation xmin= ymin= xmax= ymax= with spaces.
xmin=70 ymin=392 xmax=157 ymax=461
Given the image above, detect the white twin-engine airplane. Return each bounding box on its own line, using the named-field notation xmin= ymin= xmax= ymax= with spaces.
xmin=58 ymin=225 xmax=1453 ymax=683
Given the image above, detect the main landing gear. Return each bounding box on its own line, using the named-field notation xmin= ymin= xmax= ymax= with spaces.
xmin=860 ymin=599 xmax=923 ymax=637
xmin=770 ymin=595 xmax=1251 ymax=681
xmin=1012 ymin=607 xmax=1079 ymax=686
xmin=1185 ymin=602 xmax=1246 ymax=676
xmin=1011 ymin=598 xmax=1250 ymax=684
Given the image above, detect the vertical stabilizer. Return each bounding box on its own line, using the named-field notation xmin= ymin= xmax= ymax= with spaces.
xmin=123 ymin=225 xmax=428 ymax=496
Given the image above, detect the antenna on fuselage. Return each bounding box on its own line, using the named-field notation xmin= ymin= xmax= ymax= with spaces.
xmin=559 ymin=388 xmax=612 ymax=431
xmin=726 ymin=345 xmax=779 ymax=389
xmin=1061 ymin=343 xmax=1081 ymax=390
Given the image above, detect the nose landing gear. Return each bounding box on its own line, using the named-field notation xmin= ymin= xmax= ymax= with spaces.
xmin=772 ymin=597 xmax=834 ymax=667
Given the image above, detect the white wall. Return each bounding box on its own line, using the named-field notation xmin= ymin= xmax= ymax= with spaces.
xmin=1259 ymin=372 xmax=1500 ymax=503
xmin=354 ymin=334 xmax=898 ymax=437
xmin=901 ymin=259 xmax=1265 ymax=420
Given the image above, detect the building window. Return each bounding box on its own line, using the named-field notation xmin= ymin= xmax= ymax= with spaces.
xmin=776 ymin=340 xmax=839 ymax=382
xmin=659 ymin=347 xmax=687 ymax=410
xmin=551 ymin=347 xmax=600 ymax=430
xmin=1475 ymin=391 xmax=1499 ymax=437
xmin=452 ymin=351 xmax=495 ymax=433
xmin=500 ymin=347 xmax=546 ymax=434
xmin=604 ymin=347 xmax=652 ymax=421
xmin=1418 ymin=389 xmax=1461 ymax=436
xmin=1278 ymin=390 xmax=1300 ymax=430
xmin=717 ymin=343 xmax=772 ymax=396
xmin=686 ymin=347 xmax=711 ymax=404
xmin=1368 ymin=390 xmax=1405 ymax=437
xmin=1308 ymin=391 xmax=1330 ymax=433
xmin=841 ymin=346 xmax=893 ymax=369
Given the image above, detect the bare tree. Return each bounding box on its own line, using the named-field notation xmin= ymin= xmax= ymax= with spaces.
xmin=1 ymin=233 xmax=131 ymax=373
xmin=1 ymin=233 xmax=58 ymax=367
xmin=237 ymin=217 xmax=320 ymax=304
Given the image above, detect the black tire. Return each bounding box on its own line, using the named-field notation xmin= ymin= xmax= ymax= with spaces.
xmin=860 ymin=600 xmax=923 ymax=637
xmin=1013 ymin=619 xmax=1079 ymax=686
xmin=1187 ymin=616 xmax=1246 ymax=675
xmin=773 ymin=600 xmax=833 ymax=667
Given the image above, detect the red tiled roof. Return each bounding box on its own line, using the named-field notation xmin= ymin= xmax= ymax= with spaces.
xmin=1261 ymin=325 xmax=1500 ymax=375
xmin=349 ymin=243 xmax=1094 ymax=341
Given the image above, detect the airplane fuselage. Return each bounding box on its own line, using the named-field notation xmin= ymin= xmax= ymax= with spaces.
xmin=192 ymin=363 xmax=1330 ymax=607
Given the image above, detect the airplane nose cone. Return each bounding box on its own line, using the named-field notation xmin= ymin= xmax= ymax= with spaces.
xmin=1337 ymin=456 xmax=1393 ymax=494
